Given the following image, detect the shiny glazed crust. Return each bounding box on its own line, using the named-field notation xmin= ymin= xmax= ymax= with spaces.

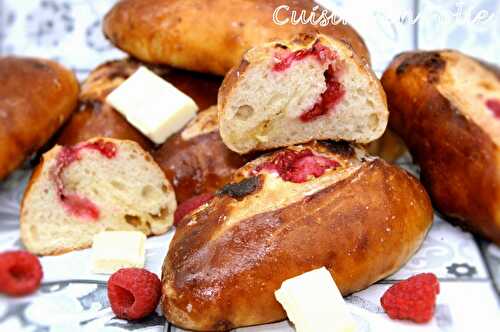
xmin=103 ymin=0 xmax=370 ymax=75
xmin=381 ymin=50 xmax=500 ymax=244
xmin=0 ymin=56 xmax=79 ymax=180
xmin=153 ymin=106 xmax=253 ymax=203
xmin=57 ymin=58 xmax=221 ymax=149
xmin=161 ymin=142 xmax=433 ymax=331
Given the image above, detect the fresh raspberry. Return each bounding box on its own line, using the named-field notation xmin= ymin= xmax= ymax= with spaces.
xmin=0 ymin=250 xmax=43 ymax=296
xmin=107 ymin=268 xmax=161 ymax=320
xmin=174 ymin=193 xmax=214 ymax=226
xmin=381 ymin=273 xmax=440 ymax=323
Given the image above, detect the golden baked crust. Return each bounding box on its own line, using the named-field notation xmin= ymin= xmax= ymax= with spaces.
xmin=57 ymin=58 xmax=221 ymax=149
xmin=365 ymin=129 xmax=407 ymax=162
xmin=382 ymin=50 xmax=500 ymax=244
xmin=103 ymin=0 xmax=370 ymax=75
xmin=153 ymin=107 xmax=253 ymax=203
xmin=0 ymin=56 xmax=79 ymax=180
xmin=161 ymin=142 xmax=432 ymax=331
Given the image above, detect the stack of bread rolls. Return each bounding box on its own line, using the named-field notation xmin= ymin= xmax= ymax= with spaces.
xmin=9 ymin=0 xmax=498 ymax=331
xmin=98 ymin=0 xmax=435 ymax=330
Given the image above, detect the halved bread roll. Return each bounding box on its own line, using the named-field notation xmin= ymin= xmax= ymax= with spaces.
xmin=218 ymin=33 xmax=388 ymax=154
xmin=20 ymin=138 xmax=176 ymax=255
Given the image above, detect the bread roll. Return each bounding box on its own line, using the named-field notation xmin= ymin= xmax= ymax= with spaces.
xmin=161 ymin=141 xmax=432 ymax=331
xmin=382 ymin=50 xmax=500 ymax=244
xmin=57 ymin=59 xmax=221 ymax=148
xmin=103 ymin=0 xmax=370 ymax=75
xmin=153 ymin=106 xmax=252 ymax=203
xmin=0 ymin=56 xmax=79 ymax=180
xmin=218 ymin=33 xmax=388 ymax=154
xmin=21 ymin=138 xmax=176 ymax=255
xmin=366 ymin=129 xmax=407 ymax=162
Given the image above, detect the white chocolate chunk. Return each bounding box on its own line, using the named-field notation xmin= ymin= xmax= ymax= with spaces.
xmin=91 ymin=231 xmax=146 ymax=274
xmin=275 ymin=267 xmax=355 ymax=332
xmin=106 ymin=66 xmax=198 ymax=144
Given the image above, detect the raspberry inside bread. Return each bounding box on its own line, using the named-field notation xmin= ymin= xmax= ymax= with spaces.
xmin=253 ymin=148 xmax=340 ymax=183
xmin=486 ymin=99 xmax=500 ymax=118
xmin=218 ymin=34 xmax=388 ymax=154
xmin=20 ymin=138 xmax=177 ymax=255
xmin=52 ymin=140 xmax=117 ymax=220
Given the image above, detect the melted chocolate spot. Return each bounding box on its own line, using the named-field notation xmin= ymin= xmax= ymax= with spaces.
xmin=320 ymin=141 xmax=355 ymax=157
xmin=275 ymin=43 xmax=289 ymax=49
xmin=216 ymin=176 xmax=261 ymax=200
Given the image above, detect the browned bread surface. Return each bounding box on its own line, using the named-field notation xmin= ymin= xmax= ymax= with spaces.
xmin=382 ymin=50 xmax=500 ymax=244
xmin=57 ymin=58 xmax=221 ymax=148
xmin=21 ymin=138 xmax=176 ymax=255
xmin=153 ymin=106 xmax=252 ymax=203
xmin=161 ymin=141 xmax=432 ymax=331
xmin=103 ymin=0 xmax=370 ymax=75
xmin=0 ymin=56 xmax=79 ymax=180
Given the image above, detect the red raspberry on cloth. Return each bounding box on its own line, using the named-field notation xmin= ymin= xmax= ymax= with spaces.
xmin=0 ymin=250 xmax=43 ymax=296
xmin=107 ymin=268 xmax=162 ymax=320
xmin=381 ymin=273 xmax=440 ymax=323
xmin=174 ymin=193 xmax=214 ymax=226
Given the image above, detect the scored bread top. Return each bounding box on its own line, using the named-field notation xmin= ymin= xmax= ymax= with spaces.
xmin=218 ymin=33 xmax=388 ymax=154
xmin=436 ymin=51 xmax=500 ymax=146
xmin=174 ymin=141 xmax=371 ymax=230
xmin=162 ymin=141 xmax=433 ymax=330
xmin=390 ymin=50 xmax=500 ymax=147
xmin=382 ymin=50 xmax=500 ymax=244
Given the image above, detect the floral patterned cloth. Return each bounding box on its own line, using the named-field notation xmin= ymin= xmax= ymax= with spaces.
xmin=0 ymin=1 xmax=499 ymax=331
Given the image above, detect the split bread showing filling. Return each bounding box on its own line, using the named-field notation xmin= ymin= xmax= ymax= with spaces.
xmin=218 ymin=33 xmax=388 ymax=154
xmin=20 ymin=137 xmax=177 ymax=256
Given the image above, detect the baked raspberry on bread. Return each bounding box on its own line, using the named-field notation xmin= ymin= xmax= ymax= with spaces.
xmin=162 ymin=141 xmax=432 ymax=331
xmin=218 ymin=33 xmax=388 ymax=154
xmin=382 ymin=50 xmax=500 ymax=244
xmin=153 ymin=106 xmax=252 ymax=203
xmin=20 ymin=138 xmax=176 ymax=256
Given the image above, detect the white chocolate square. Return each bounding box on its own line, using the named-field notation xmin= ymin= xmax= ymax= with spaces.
xmin=106 ymin=66 xmax=198 ymax=144
xmin=275 ymin=267 xmax=355 ymax=332
xmin=91 ymin=231 xmax=146 ymax=274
